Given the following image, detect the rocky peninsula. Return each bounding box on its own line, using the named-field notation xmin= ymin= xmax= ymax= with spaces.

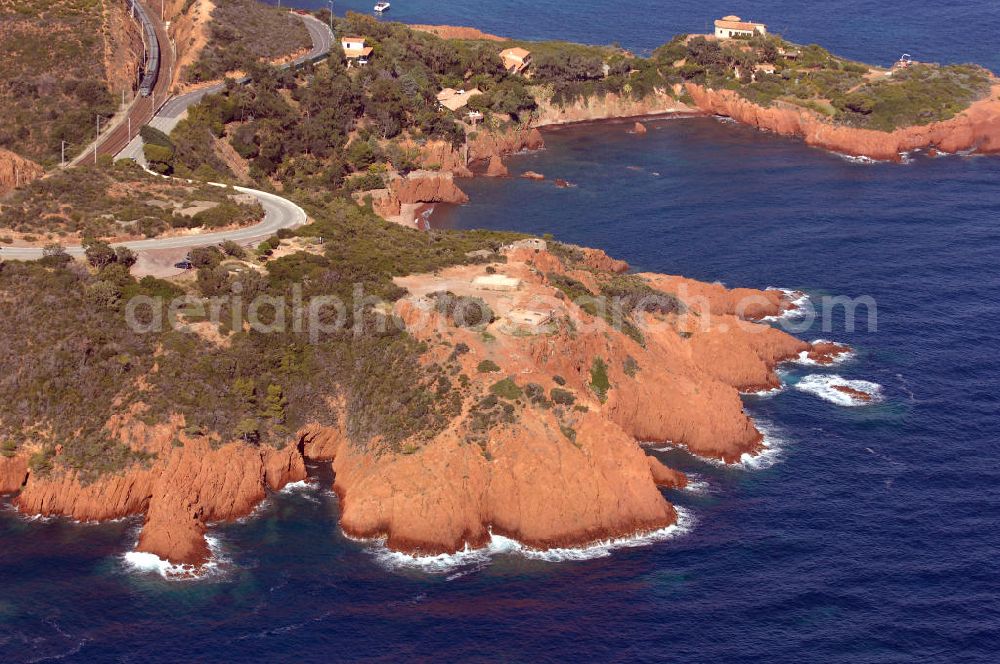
xmin=0 ymin=237 xmax=850 ymax=567
xmin=0 ymin=8 xmax=982 ymax=571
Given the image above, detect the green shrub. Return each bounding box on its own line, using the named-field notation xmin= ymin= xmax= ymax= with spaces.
xmin=559 ymin=424 xmax=577 ymax=442
xmin=490 ymin=377 xmax=523 ymax=401
xmin=590 ymin=357 xmax=611 ymax=402
xmin=477 ymin=359 xmax=501 ymax=373
xmin=190 ymin=246 xmax=223 ymax=268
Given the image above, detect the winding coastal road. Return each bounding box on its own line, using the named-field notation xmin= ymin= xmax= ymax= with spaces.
xmin=0 ymin=184 xmax=307 ymax=260
xmin=1 ymin=12 xmax=332 ymax=262
xmin=118 ymin=12 xmax=333 ymax=161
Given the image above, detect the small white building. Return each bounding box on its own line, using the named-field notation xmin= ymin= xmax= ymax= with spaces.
xmin=714 ymin=15 xmax=767 ymax=39
xmin=341 ymin=36 xmax=374 ymax=63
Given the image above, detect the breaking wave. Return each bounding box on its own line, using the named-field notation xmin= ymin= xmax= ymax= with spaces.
xmin=761 ymin=288 xmax=811 ymax=322
xmin=795 ymin=374 xmax=882 ymax=406
xmin=364 ymin=507 xmax=695 ymax=575
xmin=737 ymin=419 xmax=786 ymax=470
xmin=793 ymin=339 xmax=855 ymax=366
xmin=121 ymin=535 xmax=228 ymax=581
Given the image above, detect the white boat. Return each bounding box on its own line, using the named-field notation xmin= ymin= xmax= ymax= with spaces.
xmin=374 ymin=2 xmax=390 ymax=12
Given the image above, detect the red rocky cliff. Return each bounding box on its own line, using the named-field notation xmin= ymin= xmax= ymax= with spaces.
xmin=686 ymin=82 xmax=1000 ymax=161
xmin=2 ymin=246 xmax=854 ymax=565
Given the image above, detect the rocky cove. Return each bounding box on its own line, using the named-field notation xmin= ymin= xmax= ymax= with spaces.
xmin=363 ymin=78 xmax=1000 ymax=229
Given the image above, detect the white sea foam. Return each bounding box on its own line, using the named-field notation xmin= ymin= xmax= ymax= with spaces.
xmin=836 ymin=153 xmax=880 ymax=164
xmin=235 ymin=496 xmax=273 ymax=524
xmin=278 ymin=479 xmax=323 ymax=504
xmin=280 ymin=479 xmax=318 ymax=493
xmin=795 ymin=374 xmax=882 ymax=407
xmin=742 ymin=384 xmax=783 ymax=398
xmin=365 ymin=507 xmax=695 ymax=574
xmin=683 ymin=476 xmax=712 ymax=495
xmin=737 ymin=419 xmax=785 ymax=470
xmin=645 ymin=423 xmax=784 ymax=470
xmin=121 ymin=535 xmax=228 ymax=580
xmin=792 ymin=339 xmax=855 ymax=366
xmin=761 ymin=288 xmax=810 ymax=322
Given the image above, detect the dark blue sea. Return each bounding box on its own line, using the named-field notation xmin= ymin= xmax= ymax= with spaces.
xmin=3 ymin=2 xmax=999 ymax=662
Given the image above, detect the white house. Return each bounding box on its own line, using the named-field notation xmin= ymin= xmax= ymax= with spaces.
xmin=714 ymin=15 xmax=767 ymax=39
xmin=341 ymin=36 xmax=374 ymax=63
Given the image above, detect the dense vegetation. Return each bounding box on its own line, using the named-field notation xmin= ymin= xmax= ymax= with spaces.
xmin=3 ymin=8 xmax=995 ymax=484
xmin=835 ymin=64 xmax=992 ymax=131
xmin=0 ymin=193 xmax=526 ymax=480
xmin=0 ymin=0 xmax=116 ymax=165
xmin=0 ymin=160 xmax=263 ymax=240
xmin=159 ymin=11 xmax=995 ymax=195
xmin=154 ymin=14 xmax=517 ymax=188
xmin=653 ymin=34 xmax=992 ymax=130
xmin=185 ymin=0 xmax=312 ymax=83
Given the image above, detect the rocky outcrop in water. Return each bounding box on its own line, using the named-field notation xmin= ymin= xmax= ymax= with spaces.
xmin=485 ymin=155 xmax=509 ymax=177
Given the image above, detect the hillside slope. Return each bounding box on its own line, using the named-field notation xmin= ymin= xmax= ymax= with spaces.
xmin=0 ymin=0 xmax=141 ymax=168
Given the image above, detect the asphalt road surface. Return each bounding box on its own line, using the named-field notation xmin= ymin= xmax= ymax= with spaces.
xmin=2 ymin=13 xmax=331 ymax=260
xmin=0 ymin=184 xmax=307 ymax=260
xmin=118 ymin=13 xmax=333 ymax=160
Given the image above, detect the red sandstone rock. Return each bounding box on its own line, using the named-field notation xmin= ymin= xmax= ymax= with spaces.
xmin=0 ymin=455 xmax=29 ymax=493
xmin=299 ymin=422 xmax=345 ymax=461
xmin=685 ymin=81 xmax=1000 ymax=161
xmin=469 ymin=127 xmax=544 ymax=163
xmin=14 ymin=437 xmax=305 ymax=567
xmin=408 ymin=24 xmax=506 ymax=41
xmin=633 ymin=121 xmax=648 ymax=135
xmin=2 ymin=245 xmax=860 ymax=562
xmin=807 ymin=341 xmax=852 ymax=365
xmin=582 ymin=247 xmax=629 ymax=273
xmin=485 ymin=155 xmax=509 ymax=177
xmin=554 ymin=179 xmax=571 ymax=188
xmin=393 ymin=171 xmax=469 ymax=205
xmin=532 ymin=90 xmax=692 ymax=127
xmin=641 ymin=273 xmax=794 ymax=320
xmin=332 ymin=410 xmax=678 ymax=555
xmin=832 ymin=384 xmax=873 ymax=402
xmin=647 ymin=456 xmax=687 ymax=489
xmin=521 ymin=171 xmax=546 ymax=180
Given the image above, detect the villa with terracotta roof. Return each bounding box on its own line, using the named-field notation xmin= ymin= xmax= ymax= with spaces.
xmin=714 ymin=15 xmax=767 ymax=40
xmin=500 ymin=47 xmax=532 ymax=74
